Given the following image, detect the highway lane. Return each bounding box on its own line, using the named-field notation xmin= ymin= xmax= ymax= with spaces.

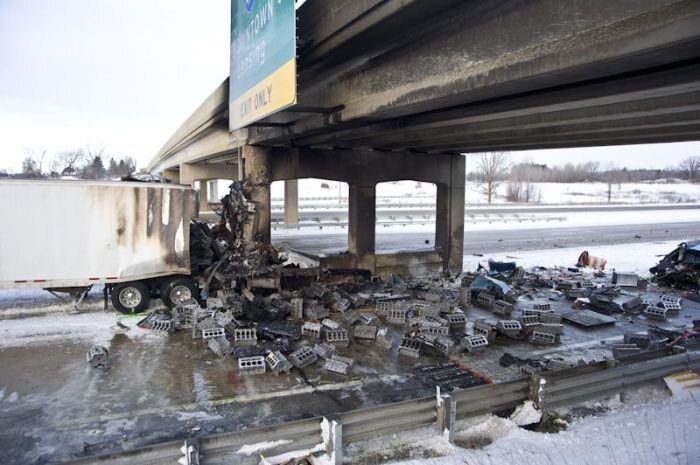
xmin=273 ymin=221 xmax=700 ymax=256
xmin=194 ymin=203 xmax=700 ymax=224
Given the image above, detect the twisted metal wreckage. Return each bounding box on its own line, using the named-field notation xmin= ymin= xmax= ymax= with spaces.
xmin=191 ymin=181 xmax=284 ymax=298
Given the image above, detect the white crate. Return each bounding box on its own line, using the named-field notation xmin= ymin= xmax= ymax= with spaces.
xmin=238 ymin=356 xmax=266 ymax=375
xmin=325 ymin=329 xmax=349 ymax=347
xmin=302 ymin=322 xmax=322 ymax=339
xmin=531 ymin=331 xmax=557 ymax=345
xmin=313 ymin=343 xmax=336 ymax=359
xmin=398 ymin=338 xmax=422 ymax=358
xmin=462 ymin=334 xmax=489 ymax=353
xmin=289 ymin=347 xmax=318 ymax=368
xmin=202 ymin=327 xmax=226 ymax=340
xmin=234 ymin=328 xmax=258 ymax=346
xmin=324 ymin=358 xmax=350 ymax=375
xmin=266 ymin=351 xmax=293 ymax=374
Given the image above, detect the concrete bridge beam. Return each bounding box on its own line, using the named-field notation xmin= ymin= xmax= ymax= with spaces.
xmin=180 ymin=162 xmax=232 ymax=186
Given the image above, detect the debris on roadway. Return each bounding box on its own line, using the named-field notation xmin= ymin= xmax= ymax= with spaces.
xmin=91 ymin=183 xmax=699 ymax=394
xmin=650 ymin=240 xmax=700 ymax=289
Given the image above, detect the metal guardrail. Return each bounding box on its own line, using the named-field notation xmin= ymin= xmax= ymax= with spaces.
xmin=453 ymin=378 xmax=530 ymax=418
xmin=66 ymin=351 xmax=699 ymax=465
xmin=339 ymin=395 xmax=436 ymax=443
xmin=200 ymin=417 xmax=324 ymax=465
xmin=68 ymin=417 xmax=325 ymax=465
xmin=271 ymin=215 xmax=567 ymax=230
xmin=537 ymin=350 xmax=700 ymax=409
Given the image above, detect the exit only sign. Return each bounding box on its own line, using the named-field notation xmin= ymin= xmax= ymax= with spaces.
xmin=229 ymin=0 xmax=297 ymax=131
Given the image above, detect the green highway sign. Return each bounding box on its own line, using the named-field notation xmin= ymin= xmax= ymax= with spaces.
xmin=229 ymin=0 xmax=297 ymax=131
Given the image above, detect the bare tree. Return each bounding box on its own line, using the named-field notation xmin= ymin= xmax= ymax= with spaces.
xmin=19 ymin=148 xmax=48 ymax=178
xmin=475 ymin=152 xmax=508 ymax=204
xmin=679 ymin=156 xmax=700 ymax=182
xmin=584 ymin=161 xmax=600 ymax=181
xmin=603 ymin=162 xmax=622 ymax=203
xmin=56 ymin=148 xmax=85 ymax=176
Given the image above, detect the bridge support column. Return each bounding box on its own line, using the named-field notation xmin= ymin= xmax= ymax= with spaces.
xmin=208 ymin=180 xmax=219 ymax=203
xmin=242 ymin=145 xmax=272 ymax=243
xmin=284 ymin=180 xmax=299 ymax=224
xmin=348 ymin=184 xmax=376 ymax=270
xmin=198 ymin=180 xmax=209 ymax=215
xmin=435 ymin=155 xmax=465 ymax=273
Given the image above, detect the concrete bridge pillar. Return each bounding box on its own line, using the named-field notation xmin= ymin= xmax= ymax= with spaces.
xmin=348 ymin=184 xmax=376 ymax=269
xmin=208 ymin=180 xmax=219 ymax=203
xmin=284 ymin=180 xmax=299 ymax=224
xmin=435 ymin=155 xmax=465 ymax=273
xmin=198 ymin=180 xmax=209 ymax=215
xmin=242 ymin=145 xmax=272 ymax=243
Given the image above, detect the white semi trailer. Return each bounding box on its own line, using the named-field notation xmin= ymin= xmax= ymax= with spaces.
xmin=0 ymin=179 xmax=199 ymax=312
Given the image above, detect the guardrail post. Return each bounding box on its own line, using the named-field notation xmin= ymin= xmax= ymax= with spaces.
xmin=528 ymin=374 xmax=545 ymax=409
xmin=323 ymin=416 xmax=343 ymax=465
xmin=435 ymin=388 xmax=456 ymax=443
xmin=178 ymin=438 xmax=200 ymax=465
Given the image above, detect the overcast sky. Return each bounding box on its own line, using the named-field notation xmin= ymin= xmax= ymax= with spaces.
xmin=1 ymin=0 xmax=699 ymax=173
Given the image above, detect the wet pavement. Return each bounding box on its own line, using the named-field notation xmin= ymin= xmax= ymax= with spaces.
xmin=0 ymin=285 xmax=698 ymax=464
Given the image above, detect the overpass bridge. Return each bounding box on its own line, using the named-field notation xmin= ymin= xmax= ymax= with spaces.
xmin=148 ymin=0 xmax=700 ymax=276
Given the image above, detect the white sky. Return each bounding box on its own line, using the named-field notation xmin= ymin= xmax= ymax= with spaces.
xmin=1 ymin=0 xmax=699 ymax=173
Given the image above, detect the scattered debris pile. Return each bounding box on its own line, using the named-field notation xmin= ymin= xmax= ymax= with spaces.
xmin=126 ymin=196 xmax=698 ymax=390
xmin=415 ymin=362 xmax=489 ymax=391
xmin=611 ymin=326 xmax=700 ymax=359
xmin=650 ymin=241 xmax=700 ymax=289
xmin=499 ymin=353 xmax=576 ymax=376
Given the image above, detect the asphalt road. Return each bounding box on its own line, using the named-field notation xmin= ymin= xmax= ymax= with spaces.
xmin=265 ymin=203 xmax=700 ymax=222
xmin=273 ymin=221 xmax=700 ymax=256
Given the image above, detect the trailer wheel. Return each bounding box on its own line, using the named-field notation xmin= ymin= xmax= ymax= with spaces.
xmin=160 ymin=277 xmax=198 ymax=308
xmin=112 ymin=282 xmax=150 ymax=314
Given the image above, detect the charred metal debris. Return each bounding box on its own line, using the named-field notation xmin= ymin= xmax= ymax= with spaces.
xmin=650 ymin=240 xmax=700 ymax=289
xmin=191 ymin=182 xmax=283 ymax=293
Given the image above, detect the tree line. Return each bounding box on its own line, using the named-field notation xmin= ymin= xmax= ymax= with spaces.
xmin=3 ymin=147 xmax=137 ymax=180
xmin=469 ymin=153 xmax=699 ymax=204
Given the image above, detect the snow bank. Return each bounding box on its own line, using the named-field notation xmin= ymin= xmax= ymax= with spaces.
xmin=463 ymin=240 xmax=682 ymax=275
xmin=363 ymin=395 xmax=699 ymax=465
xmin=509 ymin=401 xmax=543 ymax=426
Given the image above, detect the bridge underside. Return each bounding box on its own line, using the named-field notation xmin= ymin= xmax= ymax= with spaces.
xmin=149 ymin=0 xmax=700 ymax=276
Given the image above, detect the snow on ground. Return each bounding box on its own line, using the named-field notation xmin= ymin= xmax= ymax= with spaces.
xmin=462 ymin=240 xmax=680 ymax=276
xmin=252 ymin=179 xmax=700 ymax=206
xmin=0 ymin=311 xmax=154 ymax=348
xmin=348 ymin=393 xmax=700 ymax=465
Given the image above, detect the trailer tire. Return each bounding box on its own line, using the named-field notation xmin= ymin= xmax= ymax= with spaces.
xmin=160 ymin=277 xmax=198 ymax=308
xmin=112 ymin=282 xmax=150 ymax=314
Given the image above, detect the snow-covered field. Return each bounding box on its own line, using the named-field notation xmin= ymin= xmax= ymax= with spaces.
xmin=239 ymin=179 xmax=700 ymax=206
xmin=462 ymin=240 xmax=682 ymax=276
